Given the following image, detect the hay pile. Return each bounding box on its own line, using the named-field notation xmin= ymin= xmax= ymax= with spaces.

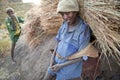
xmin=24 ymin=0 xmax=120 ymax=64
xmin=23 ymin=0 xmax=62 ymax=47
xmin=39 ymin=0 xmax=62 ymax=34
xmin=23 ymin=7 xmax=46 ymax=47
xmin=78 ymin=0 xmax=120 ymax=64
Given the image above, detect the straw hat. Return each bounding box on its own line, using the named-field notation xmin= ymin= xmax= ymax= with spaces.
xmin=57 ymin=0 xmax=79 ymax=13
xmin=67 ymin=43 xmax=99 ymax=60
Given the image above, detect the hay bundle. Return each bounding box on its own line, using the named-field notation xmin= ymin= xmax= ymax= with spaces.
xmin=24 ymin=0 xmax=120 ymax=63
xmin=23 ymin=7 xmax=46 ymax=47
xmin=39 ymin=0 xmax=62 ymax=34
xmin=38 ymin=0 xmax=120 ymax=63
xmin=23 ymin=0 xmax=62 ymax=47
xmin=78 ymin=0 xmax=120 ymax=64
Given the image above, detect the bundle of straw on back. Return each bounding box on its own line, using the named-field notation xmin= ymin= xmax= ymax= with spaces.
xmin=23 ymin=7 xmax=47 ymax=48
xmin=24 ymin=0 xmax=120 ymax=62
xmin=39 ymin=0 xmax=62 ymax=34
xmin=78 ymin=0 xmax=120 ymax=64
xmin=23 ymin=0 xmax=62 ymax=48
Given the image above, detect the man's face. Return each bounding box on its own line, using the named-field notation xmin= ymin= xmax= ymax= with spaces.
xmin=60 ymin=12 xmax=78 ymax=25
xmin=7 ymin=10 xmax=14 ymax=17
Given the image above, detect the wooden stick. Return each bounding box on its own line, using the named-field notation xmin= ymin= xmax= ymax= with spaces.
xmin=50 ymin=41 xmax=58 ymax=66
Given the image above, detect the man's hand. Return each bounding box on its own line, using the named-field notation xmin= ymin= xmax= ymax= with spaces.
xmin=50 ymin=64 xmax=63 ymax=72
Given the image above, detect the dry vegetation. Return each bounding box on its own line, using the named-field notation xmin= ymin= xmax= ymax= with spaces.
xmin=0 ymin=38 xmax=10 ymax=57
xmin=78 ymin=0 xmax=120 ymax=65
xmin=24 ymin=0 xmax=120 ymax=64
xmin=24 ymin=0 xmax=62 ymax=48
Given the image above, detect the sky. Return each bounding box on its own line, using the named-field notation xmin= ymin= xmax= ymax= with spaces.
xmin=22 ymin=0 xmax=40 ymax=5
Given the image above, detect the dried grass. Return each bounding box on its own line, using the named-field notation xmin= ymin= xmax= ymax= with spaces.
xmin=78 ymin=0 xmax=120 ymax=65
xmin=23 ymin=0 xmax=62 ymax=48
xmin=24 ymin=0 xmax=120 ymax=64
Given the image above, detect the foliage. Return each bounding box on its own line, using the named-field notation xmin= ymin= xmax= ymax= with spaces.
xmin=78 ymin=0 xmax=120 ymax=66
xmin=24 ymin=0 xmax=120 ymax=65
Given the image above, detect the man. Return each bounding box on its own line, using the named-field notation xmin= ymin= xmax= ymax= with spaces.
xmin=44 ymin=0 xmax=98 ymax=80
xmin=5 ymin=7 xmax=24 ymax=62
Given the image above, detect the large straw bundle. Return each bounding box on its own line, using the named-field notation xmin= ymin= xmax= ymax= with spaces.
xmin=78 ymin=0 xmax=120 ymax=64
xmin=23 ymin=7 xmax=47 ymax=48
xmin=39 ymin=0 xmax=62 ymax=34
xmin=24 ymin=0 xmax=120 ymax=64
xmin=23 ymin=0 xmax=62 ymax=47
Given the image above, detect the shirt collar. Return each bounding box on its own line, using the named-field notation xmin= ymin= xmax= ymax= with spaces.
xmin=66 ymin=17 xmax=82 ymax=32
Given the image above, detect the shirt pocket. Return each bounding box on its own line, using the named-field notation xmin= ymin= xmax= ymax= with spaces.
xmin=66 ymin=42 xmax=78 ymax=56
xmin=71 ymin=29 xmax=81 ymax=48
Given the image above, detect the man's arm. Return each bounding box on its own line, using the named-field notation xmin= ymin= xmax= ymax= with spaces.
xmin=67 ymin=43 xmax=98 ymax=60
xmin=18 ymin=17 xmax=24 ymax=23
xmin=50 ymin=57 xmax=82 ymax=72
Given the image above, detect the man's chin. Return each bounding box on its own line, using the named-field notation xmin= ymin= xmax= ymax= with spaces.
xmin=67 ymin=21 xmax=72 ymax=24
xmin=10 ymin=14 xmax=15 ymax=17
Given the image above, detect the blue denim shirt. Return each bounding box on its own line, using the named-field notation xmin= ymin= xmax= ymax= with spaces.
xmin=49 ymin=17 xmax=90 ymax=80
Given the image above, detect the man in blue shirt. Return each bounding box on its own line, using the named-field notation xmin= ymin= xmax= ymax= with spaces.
xmin=44 ymin=0 xmax=91 ymax=80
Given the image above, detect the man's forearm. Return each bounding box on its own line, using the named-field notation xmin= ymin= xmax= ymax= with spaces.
xmin=50 ymin=58 xmax=82 ymax=72
xmin=61 ymin=58 xmax=82 ymax=68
